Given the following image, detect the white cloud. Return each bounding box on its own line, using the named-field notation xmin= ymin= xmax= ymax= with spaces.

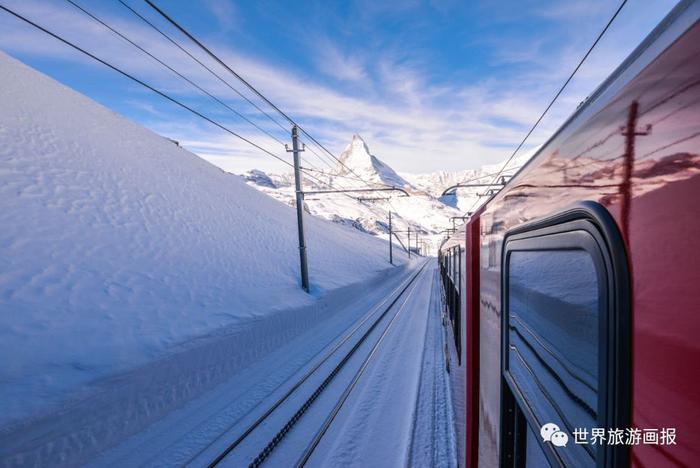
xmin=203 ymin=0 xmax=239 ymax=32
xmin=0 ymin=0 xmax=680 ymax=175
xmin=314 ymin=40 xmax=367 ymax=82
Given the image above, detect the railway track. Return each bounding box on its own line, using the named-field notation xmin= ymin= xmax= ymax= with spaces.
xmin=194 ymin=259 xmax=430 ymax=467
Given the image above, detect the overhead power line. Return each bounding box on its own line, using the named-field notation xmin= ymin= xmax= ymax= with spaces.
xmin=145 ymin=0 xmax=294 ymax=124
xmin=301 ymin=141 xmax=341 ymax=172
xmin=0 ymin=2 xmax=362 ymax=198
xmin=143 ymin=0 xmax=384 ymax=191
xmin=0 ymin=3 xmax=296 ymax=168
xmin=112 ymin=2 xmax=362 ymax=195
xmin=447 ymin=166 xmax=523 ymax=191
xmin=65 ymin=0 xmax=286 ymax=147
xmin=116 ymin=0 xmax=289 ymax=135
xmin=463 ymin=0 xmax=628 ymax=217
xmin=140 ymin=0 xmax=413 ymax=233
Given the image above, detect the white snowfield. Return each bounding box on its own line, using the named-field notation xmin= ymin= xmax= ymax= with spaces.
xmin=0 ymin=50 xmax=417 ymax=463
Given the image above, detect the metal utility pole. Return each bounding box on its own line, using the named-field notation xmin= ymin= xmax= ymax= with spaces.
xmin=407 ymin=226 xmax=411 ymax=259
xmin=288 ymin=125 xmax=309 ymax=292
xmin=389 ymin=211 xmax=393 ymax=265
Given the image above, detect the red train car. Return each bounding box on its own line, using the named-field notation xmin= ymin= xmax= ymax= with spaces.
xmin=439 ymin=2 xmax=700 ymax=466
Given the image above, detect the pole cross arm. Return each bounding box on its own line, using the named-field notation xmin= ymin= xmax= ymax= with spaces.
xmin=477 ymin=188 xmax=500 ymax=197
xmin=391 ymin=232 xmax=409 ymax=252
xmin=303 ymin=186 xmax=410 ymax=197
xmin=440 ymin=181 xmax=506 ymax=197
xmin=357 ymin=197 xmax=393 ymax=202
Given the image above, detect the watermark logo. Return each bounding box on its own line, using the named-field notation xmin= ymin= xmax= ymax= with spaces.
xmin=572 ymin=427 xmax=676 ymax=446
xmin=541 ymin=423 xmax=568 ymax=447
xmin=541 ymin=424 xmax=677 ymax=447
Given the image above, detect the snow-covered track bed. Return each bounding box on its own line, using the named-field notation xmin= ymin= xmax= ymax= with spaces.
xmin=199 ymin=260 xmax=431 ymax=467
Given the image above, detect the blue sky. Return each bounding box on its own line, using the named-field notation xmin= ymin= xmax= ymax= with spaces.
xmin=0 ymin=0 xmax=679 ymax=174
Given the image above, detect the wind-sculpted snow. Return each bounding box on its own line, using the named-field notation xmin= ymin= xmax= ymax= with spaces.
xmin=0 ymin=51 xmax=411 ymax=464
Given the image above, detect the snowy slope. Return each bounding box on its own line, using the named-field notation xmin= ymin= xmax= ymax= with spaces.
xmin=0 ymin=50 xmax=410 ymax=431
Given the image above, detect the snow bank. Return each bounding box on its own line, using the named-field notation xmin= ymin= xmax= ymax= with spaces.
xmin=0 ymin=50 xmax=407 ymax=431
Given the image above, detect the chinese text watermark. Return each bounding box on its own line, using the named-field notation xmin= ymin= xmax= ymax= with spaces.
xmin=541 ymin=424 xmax=677 ymax=449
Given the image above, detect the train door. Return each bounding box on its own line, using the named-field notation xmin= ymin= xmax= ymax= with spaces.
xmin=499 ymin=204 xmax=630 ymax=468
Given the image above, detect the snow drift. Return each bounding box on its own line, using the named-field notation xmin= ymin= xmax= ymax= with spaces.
xmin=0 ymin=49 xmax=409 ymax=454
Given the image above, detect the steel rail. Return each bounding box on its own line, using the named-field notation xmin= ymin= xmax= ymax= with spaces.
xmin=254 ymin=263 xmax=429 ymax=468
xmin=206 ymin=260 xmax=429 ymax=467
xmin=295 ymin=266 xmax=430 ymax=466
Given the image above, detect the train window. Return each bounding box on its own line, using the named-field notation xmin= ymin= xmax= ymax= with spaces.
xmin=524 ymin=422 xmax=550 ymax=467
xmin=500 ymin=204 xmax=630 ymax=468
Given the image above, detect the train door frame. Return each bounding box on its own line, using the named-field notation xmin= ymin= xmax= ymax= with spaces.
xmin=466 ymin=215 xmax=481 ymax=468
xmin=498 ymin=202 xmax=630 ymax=468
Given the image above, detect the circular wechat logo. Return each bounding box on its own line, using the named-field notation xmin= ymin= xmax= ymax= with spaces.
xmin=541 ymin=423 xmax=568 ymax=447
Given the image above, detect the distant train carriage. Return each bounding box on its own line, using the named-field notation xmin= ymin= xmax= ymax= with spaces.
xmin=439 ymin=2 xmax=700 ymax=466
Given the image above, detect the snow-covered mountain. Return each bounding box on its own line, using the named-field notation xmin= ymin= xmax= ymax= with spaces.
xmin=402 ymin=152 xmax=533 ymax=212
xmin=403 ymin=168 xmax=487 ymax=212
xmin=336 ymin=134 xmax=410 ymax=188
xmin=241 ymin=135 xmax=505 ymax=253
xmin=242 ymin=135 xmax=535 ymax=251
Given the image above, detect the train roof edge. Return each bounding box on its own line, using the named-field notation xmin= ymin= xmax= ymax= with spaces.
xmin=501 ymin=0 xmax=700 ymax=192
xmin=441 ymin=0 xmax=700 ymax=252
xmin=472 ymin=0 xmax=700 ymax=216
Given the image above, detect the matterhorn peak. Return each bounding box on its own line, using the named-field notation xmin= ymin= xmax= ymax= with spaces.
xmin=336 ymin=134 xmax=409 ymax=188
xmin=342 ymin=134 xmax=371 ymax=163
xmin=351 ymin=133 xmax=367 ymax=145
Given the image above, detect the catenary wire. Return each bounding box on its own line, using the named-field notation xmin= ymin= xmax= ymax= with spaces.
xmin=129 ymin=0 xmax=389 ymax=199
xmin=65 ymin=0 xmax=286 ymax=147
xmin=143 ymin=0 xmax=386 ymax=191
xmin=0 ymin=3 xmax=294 ymax=169
xmin=117 ymin=0 xmax=289 ymax=135
xmin=2 ymin=2 xmax=366 ymax=200
xmin=462 ymin=0 xmax=628 ymax=217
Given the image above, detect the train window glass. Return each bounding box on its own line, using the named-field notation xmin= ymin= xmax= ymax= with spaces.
xmin=525 ymin=422 xmax=549 ymax=468
xmin=501 ymin=207 xmax=630 ymax=468
xmin=509 ymin=249 xmax=599 ymax=429
xmin=507 ymin=248 xmax=600 ymax=467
